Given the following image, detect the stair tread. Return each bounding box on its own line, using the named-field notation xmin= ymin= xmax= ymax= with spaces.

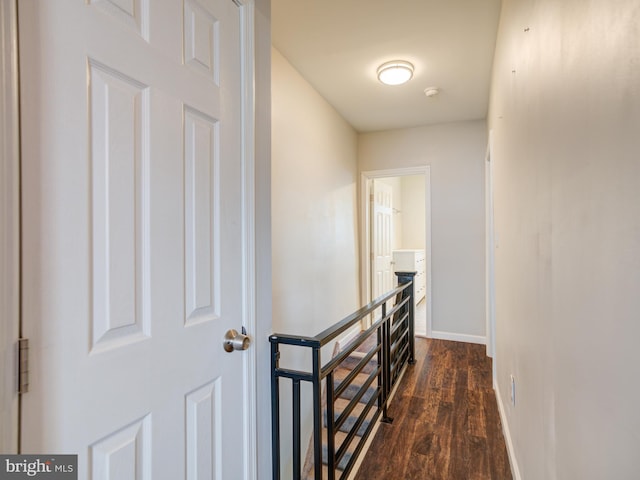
xmin=304 ymin=431 xmax=350 ymax=479
xmin=333 ymin=369 xmax=378 ymax=403
xmin=322 ymin=430 xmax=353 ymax=471
xmin=337 ymin=354 xmax=378 ymax=375
xmin=326 ymin=397 xmax=375 ymax=436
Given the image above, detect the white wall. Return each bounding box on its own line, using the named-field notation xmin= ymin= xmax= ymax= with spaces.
xmin=359 ymin=121 xmax=487 ymax=339
xmin=271 ymin=46 xmax=361 ymax=475
xmin=489 ymin=1 xmax=640 ymax=478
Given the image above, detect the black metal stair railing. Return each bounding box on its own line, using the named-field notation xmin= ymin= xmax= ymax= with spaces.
xmin=270 ymin=272 xmax=417 ymax=480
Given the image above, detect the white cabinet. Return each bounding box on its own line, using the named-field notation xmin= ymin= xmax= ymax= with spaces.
xmin=392 ymin=249 xmax=426 ymax=306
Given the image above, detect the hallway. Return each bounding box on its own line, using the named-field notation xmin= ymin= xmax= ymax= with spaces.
xmin=355 ymin=338 xmax=512 ymax=480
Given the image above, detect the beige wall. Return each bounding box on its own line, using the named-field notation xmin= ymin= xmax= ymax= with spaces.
xmin=400 ymin=175 xmax=426 ymax=249
xmin=489 ymin=1 xmax=640 ymax=478
xmin=377 ymin=175 xmax=426 ymax=251
xmin=359 ymin=121 xmax=487 ymax=339
xmin=272 ymin=47 xmax=360 ymax=337
xmin=271 ymin=46 xmax=361 ymax=475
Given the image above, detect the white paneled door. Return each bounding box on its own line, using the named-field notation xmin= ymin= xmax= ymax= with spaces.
xmin=19 ymin=1 xmax=252 ymax=478
xmin=371 ymin=179 xmax=394 ymax=300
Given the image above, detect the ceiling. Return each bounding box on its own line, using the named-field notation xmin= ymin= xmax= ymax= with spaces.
xmin=272 ymin=0 xmax=503 ymax=133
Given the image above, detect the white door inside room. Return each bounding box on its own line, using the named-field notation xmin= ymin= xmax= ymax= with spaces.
xmin=19 ymin=1 xmax=254 ymax=478
xmin=371 ymin=179 xmax=394 ymax=301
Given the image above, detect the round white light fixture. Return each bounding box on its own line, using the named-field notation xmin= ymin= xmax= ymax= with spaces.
xmin=377 ymin=60 xmax=414 ymax=86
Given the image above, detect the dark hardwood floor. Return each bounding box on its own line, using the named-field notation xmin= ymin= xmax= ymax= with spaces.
xmin=354 ymin=338 xmax=513 ymax=480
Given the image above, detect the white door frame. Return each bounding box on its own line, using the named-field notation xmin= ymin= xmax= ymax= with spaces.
xmin=0 ymin=0 xmax=20 ymax=454
xmin=360 ymin=166 xmax=432 ymax=336
xmin=237 ymin=1 xmax=259 ymax=478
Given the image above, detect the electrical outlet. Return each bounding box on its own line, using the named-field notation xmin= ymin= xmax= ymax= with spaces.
xmin=510 ymin=374 xmax=516 ymax=406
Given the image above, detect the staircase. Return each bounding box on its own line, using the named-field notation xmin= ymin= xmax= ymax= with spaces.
xmin=303 ymin=339 xmax=380 ymax=480
xmin=270 ymin=271 xmax=417 ymax=480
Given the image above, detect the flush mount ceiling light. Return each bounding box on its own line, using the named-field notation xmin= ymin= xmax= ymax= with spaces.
xmin=377 ymin=60 xmax=414 ymax=86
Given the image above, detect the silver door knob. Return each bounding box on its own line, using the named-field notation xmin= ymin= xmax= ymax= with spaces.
xmin=223 ymin=328 xmax=251 ymax=352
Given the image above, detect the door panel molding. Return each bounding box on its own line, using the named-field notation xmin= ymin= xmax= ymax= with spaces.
xmin=0 ymin=0 xmax=20 ymax=454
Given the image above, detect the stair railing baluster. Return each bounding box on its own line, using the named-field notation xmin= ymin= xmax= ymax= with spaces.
xmin=376 ymin=324 xmax=383 ymax=423
xmin=312 ymin=346 xmax=323 ymax=480
xmin=270 ymin=340 xmax=281 ymax=480
xmin=326 ymin=370 xmax=336 ymax=480
xmin=293 ymin=379 xmax=302 ymax=480
xmin=381 ymin=301 xmax=392 ymax=424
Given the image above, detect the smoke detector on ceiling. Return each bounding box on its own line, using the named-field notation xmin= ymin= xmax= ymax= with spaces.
xmin=424 ymin=87 xmax=440 ymax=98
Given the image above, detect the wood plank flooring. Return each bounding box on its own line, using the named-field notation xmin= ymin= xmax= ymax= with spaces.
xmin=354 ymin=338 xmax=513 ymax=480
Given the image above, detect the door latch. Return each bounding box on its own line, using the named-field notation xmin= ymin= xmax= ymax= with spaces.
xmin=223 ymin=327 xmax=251 ymax=353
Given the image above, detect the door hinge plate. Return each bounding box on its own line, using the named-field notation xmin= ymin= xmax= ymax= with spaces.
xmin=18 ymin=338 xmax=29 ymax=394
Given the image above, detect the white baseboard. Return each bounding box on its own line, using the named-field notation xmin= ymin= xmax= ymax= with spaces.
xmin=494 ymin=382 xmax=522 ymax=480
xmin=430 ymin=330 xmax=486 ymax=345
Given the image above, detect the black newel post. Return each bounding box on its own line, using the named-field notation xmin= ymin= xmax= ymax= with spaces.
xmin=311 ymin=346 xmax=323 ymax=480
xmin=395 ymin=271 xmax=416 ymax=365
xmin=270 ymin=337 xmax=281 ymax=480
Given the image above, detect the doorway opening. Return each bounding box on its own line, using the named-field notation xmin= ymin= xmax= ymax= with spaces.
xmin=360 ymin=167 xmax=432 ymax=337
